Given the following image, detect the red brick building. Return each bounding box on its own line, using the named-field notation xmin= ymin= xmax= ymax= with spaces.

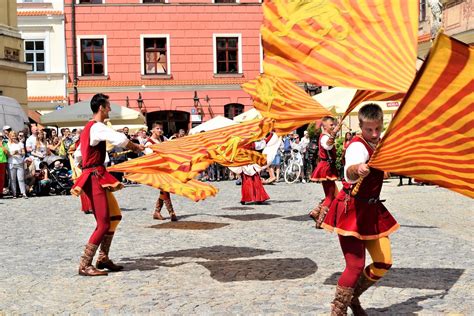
xmin=64 ymin=0 xmax=263 ymax=135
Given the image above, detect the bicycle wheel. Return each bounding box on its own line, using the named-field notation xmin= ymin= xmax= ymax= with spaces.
xmin=284 ymin=162 xmax=301 ymax=184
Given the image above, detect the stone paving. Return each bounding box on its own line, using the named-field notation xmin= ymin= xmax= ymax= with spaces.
xmin=0 ymin=179 xmax=473 ymax=315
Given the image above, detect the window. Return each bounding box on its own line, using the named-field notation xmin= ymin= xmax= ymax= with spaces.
xmin=140 ymin=35 xmax=170 ymax=76
xmin=78 ymin=0 xmax=103 ymax=4
xmin=214 ymin=0 xmax=237 ymax=3
xmin=144 ymin=38 xmax=167 ymax=74
xmin=19 ymin=0 xmax=45 ymax=3
xmin=215 ymin=37 xmax=239 ymax=74
xmin=142 ymin=0 xmax=166 ymax=3
xmin=419 ymin=0 xmax=426 ymax=22
xmin=80 ymin=38 xmax=104 ymax=76
xmin=224 ymin=103 xmax=244 ymax=119
xmin=25 ymin=40 xmax=45 ymax=72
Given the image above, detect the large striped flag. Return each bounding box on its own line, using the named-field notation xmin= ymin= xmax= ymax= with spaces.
xmin=242 ymin=75 xmax=332 ymax=135
xmin=262 ymin=0 xmax=418 ymax=92
xmin=369 ymin=33 xmax=474 ymax=198
xmin=108 ymin=118 xmax=274 ymax=201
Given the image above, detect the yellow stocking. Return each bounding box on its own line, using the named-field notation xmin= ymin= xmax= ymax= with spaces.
xmin=364 ymin=237 xmax=393 ymax=281
xmin=105 ymin=191 xmax=122 ymax=233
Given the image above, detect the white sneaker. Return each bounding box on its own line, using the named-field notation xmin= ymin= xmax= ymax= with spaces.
xmin=302 ymin=179 xmax=306 ymax=183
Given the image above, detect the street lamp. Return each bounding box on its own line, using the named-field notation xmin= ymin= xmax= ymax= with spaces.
xmin=137 ymin=93 xmax=146 ymax=115
xmin=193 ymin=91 xmax=199 ymax=107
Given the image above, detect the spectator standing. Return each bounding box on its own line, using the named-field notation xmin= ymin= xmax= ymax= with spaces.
xmin=26 ymin=125 xmax=39 ymax=156
xmin=24 ymin=157 xmax=36 ymax=195
xmin=300 ymin=130 xmax=311 ymax=181
xmin=31 ymin=130 xmax=48 ymax=169
xmin=0 ymin=132 xmax=8 ymax=198
xmin=7 ymin=131 xmax=27 ymax=199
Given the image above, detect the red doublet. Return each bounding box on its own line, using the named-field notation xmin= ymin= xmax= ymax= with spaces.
xmin=322 ymin=137 xmax=399 ymax=240
xmin=311 ymin=133 xmax=338 ymax=181
xmin=71 ymin=121 xmax=123 ymax=212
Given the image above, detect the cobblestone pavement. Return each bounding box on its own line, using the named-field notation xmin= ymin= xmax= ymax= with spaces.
xmin=0 ymin=179 xmax=473 ymax=315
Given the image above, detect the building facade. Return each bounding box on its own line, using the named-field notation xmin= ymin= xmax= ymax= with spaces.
xmin=418 ymin=0 xmax=473 ymax=58
xmin=0 ymin=0 xmax=30 ymax=111
xmin=17 ymin=0 xmax=68 ymax=113
xmin=64 ymin=0 xmax=263 ymax=135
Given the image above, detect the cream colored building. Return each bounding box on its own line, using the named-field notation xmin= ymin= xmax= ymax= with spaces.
xmin=418 ymin=0 xmax=474 ymax=59
xmin=17 ymin=0 xmax=67 ymax=113
xmin=0 ymin=0 xmax=30 ymax=112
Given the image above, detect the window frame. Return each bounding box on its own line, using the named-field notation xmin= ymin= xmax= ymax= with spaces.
xmin=140 ymin=34 xmax=171 ymax=76
xmin=212 ymin=33 xmax=242 ymax=75
xmin=76 ymin=35 xmax=108 ymax=77
xmin=419 ymin=0 xmax=427 ymax=22
xmin=24 ymin=37 xmax=48 ymax=73
xmin=76 ymin=0 xmax=105 ymax=4
xmin=212 ymin=0 xmax=240 ymax=3
xmin=224 ymin=103 xmax=244 ymax=119
xmin=140 ymin=0 xmax=168 ymax=3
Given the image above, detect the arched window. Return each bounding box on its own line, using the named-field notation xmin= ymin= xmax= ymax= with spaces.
xmin=224 ymin=103 xmax=244 ymax=119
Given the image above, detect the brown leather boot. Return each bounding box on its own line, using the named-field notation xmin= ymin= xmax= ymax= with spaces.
xmin=350 ymin=273 xmax=376 ymax=316
xmin=78 ymin=243 xmax=108 ymax=276
xmin=96 ymin=234 xmax=124 ymax=272
xmin=309 ymin=200 xmax=329 ymax=229
xmin=153 ymin=198 xmax=165 ymax=220
xmin=164 ymin=199 xmax=178 ymax=221
xmin=331 ymin=285 xmax=354 ymax=316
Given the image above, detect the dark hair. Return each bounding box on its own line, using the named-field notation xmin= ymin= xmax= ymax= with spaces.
xmin=39 ymin=161 xmax=49 ymax=170
xmin=152 ymin=121 xmax=163 ymax=128
xmin=358 ymin=103 xmax=383 ymax=123
xmin=90 ymin=93 xmax=109 ymax=113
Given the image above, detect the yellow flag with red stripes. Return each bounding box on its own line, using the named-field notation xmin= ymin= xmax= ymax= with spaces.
xmin=242 ymin=75 xmax=332 ymax=135
xmin=369 ymin=34 xmax=474 ymax=198
xmin=262 ymin=0 xmax=418 ymax=92
xmin=108 ymin=118 xmax=274 ymax=201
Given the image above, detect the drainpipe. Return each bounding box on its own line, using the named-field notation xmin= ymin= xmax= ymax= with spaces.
xmin=72 ymin=0 xmax=78 ymax=103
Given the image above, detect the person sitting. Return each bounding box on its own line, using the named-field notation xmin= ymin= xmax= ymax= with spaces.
xmin=36 ymin=161 xmax=52 ymax=196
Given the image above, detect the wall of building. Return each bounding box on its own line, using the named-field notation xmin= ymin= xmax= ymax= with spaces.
xmin=17 ymin=0 xmax=67 ymax=112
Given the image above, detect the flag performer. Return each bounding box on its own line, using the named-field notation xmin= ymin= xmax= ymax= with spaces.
xmin=321 ymin=104 xmax=399 ymax=315
xmin=71 ymin=93 xmax=144 ymax=276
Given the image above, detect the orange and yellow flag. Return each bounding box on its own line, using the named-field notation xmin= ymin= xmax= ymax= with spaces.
xmin=261 ymin=0 xmax=418 ymax=92
xmin=108 ymin=118 xmax=274 ymax=201
xmin=369 ymin=34 xmax=474 ymax=198
xmin=242 ymin=75 xmax=332 ymax=135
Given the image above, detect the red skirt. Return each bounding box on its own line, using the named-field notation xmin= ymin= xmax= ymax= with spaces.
xmin=321 ymin=191 xmax=399 ymax=240
xmin=241 ymin=173 xmax=270 ymax=203
xmin=311 ymin=161 xmax=338 ymax=181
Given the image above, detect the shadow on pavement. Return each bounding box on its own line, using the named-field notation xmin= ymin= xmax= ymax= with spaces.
xmin=149 ymin=220 xmax=229 ymax=230
xmin=268 ymin=199 xmax=302 ymax=204
xmin=217 ymin=213 xmax=282 ymax=221
xmin=122 ymin=246 xmax=317 ymax=282
xmin=324 ymin=268 xmax=464 ymax=290
xmin=221 ymin=206 xmax=256 ymax=211
xmin=366 ymin=292 xmax=447 ymax=315
xmin=400 ymin=224 xmax=439 ymax=229
xmin=199 ymin=258 xmax=317 ymax=282
xmin=283 ymin=214 xmax=313 ymax=222
xmin=121 ymin=207 xmax=147 ymax=212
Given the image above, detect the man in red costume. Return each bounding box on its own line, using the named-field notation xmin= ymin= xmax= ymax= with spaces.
xmin=309 ymin=116 xmax=339 ymax=227
xmin=321 ymin=104 xmax=399 ymax=315
xmin=72 ymin=93 xmax=144 ymax=276
xmin=144 ymin=121 xmax=177 ymax=221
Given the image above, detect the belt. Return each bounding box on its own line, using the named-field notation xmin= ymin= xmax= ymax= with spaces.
xmin=82 ymin=163 xmax=103 ymax=170
xmin=343 ymin=188 xmax=385 ymax=204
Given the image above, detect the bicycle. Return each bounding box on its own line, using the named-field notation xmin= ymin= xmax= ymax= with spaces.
xmin=284 ymin=149 xmax=302 ymax=184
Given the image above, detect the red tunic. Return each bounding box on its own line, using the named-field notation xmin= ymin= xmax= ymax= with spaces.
xmin=321 ymin=136 xmax=399 ymax=240
xmin=71 ymin=121 xmax=123 ymax=211
xmin=311 ymin=133 xmax=338 ymax=181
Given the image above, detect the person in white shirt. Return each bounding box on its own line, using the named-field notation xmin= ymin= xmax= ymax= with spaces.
xmin=25 ymin=126 xmax=38 ymax=156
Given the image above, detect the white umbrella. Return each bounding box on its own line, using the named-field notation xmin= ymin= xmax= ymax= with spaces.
xmin=188 ymin=115 xmax=237 ymax=135
xmin=0 ymin=96 xmax=29 ymax=131
xmin=233 ymin=108 xmax=262 ymax=122
xmin=40 ymin=100 xmax=145 ymax=127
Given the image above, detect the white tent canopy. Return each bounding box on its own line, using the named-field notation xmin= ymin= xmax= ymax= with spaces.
xmin=40 ymin=100 xmax=146 ymax=127
xmin=233 ymin=108 xmax=262 ymax=122
xmin=188 ymin=115 xmax=236 ymax=135
xmin=313 ymin=87 xmax=400 ymax=115
xmin=0 ymin=96 xmax=29 ymax=131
